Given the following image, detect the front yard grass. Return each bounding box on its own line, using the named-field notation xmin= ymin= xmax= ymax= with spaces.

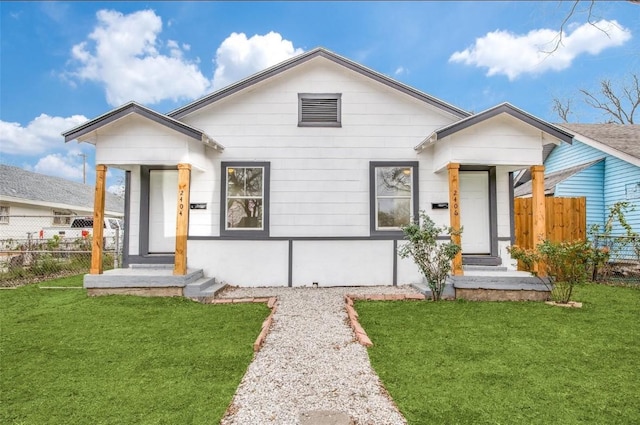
xmin=0 ymin=276 xmax=269 ymax=424
xmin=356 ymin=284 xmax=640 ymax=425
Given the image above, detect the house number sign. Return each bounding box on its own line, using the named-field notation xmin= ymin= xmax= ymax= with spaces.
xmin=178 ymin=189 xmax=186 ymax=216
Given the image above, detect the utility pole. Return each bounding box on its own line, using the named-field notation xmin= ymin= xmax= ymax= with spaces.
xmin=78 ymin=153 xmax=87 ymax=184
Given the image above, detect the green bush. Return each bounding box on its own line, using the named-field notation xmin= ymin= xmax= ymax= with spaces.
xmin=399 ymin=211 xmax=461 ymax=301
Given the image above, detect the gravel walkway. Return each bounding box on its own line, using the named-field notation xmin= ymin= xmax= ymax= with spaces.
xmin=220 ymin=285 xmax=419 ymax=425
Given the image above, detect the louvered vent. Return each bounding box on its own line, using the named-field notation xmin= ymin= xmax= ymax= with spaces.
xmin=298 ymin=93 xmax=341 ymax=127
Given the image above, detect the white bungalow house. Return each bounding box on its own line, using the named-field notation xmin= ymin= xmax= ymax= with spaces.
xmin=63 ymin=48 xmax=572 ymax=297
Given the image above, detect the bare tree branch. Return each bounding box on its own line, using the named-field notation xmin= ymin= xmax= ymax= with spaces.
xmin=552 ymin=98 xmax=572 ymax=123
xmin=579 ymin=74 xmax=639 ymax=124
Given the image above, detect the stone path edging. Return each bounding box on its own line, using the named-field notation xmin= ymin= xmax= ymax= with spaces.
xmin=345 ymin=293 xmax=426 ymax=348
xmin=205 ymin=296 xmax=278 ymax=351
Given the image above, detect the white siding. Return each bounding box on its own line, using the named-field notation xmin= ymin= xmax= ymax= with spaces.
xmin=433 ymin=115 xmax=551 ymax=172
xmin=184 ymin=58 xmax=458 ymax=237
xmin=94 ymin=114 xmax=209 ymax=170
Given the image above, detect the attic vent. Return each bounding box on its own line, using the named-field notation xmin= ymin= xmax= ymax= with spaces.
xmin=298 ymin=93 xmax=341 ymax=127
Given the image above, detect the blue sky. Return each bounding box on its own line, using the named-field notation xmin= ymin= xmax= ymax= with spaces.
xmin=1 ymin=1 xmax=638 ymax=191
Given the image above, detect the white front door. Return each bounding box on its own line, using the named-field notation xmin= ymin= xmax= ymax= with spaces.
xmin=459 ymin=171 xmax=490 ymax=254
xmin=148 ymin=170 xmax=178 ymax=253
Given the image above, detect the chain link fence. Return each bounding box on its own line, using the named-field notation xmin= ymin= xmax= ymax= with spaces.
xmin=592 ymin=233 xmax=640 ymax=284
xmin=0 ymin=215 xmax=122 ymax=287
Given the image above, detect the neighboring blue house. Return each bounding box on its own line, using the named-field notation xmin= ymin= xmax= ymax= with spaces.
xmin=515 ymin=123 xmax=640 ymax=238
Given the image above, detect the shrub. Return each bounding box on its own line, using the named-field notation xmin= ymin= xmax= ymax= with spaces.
xmin=509 ymin=239 xmax=598 ymax=303
xmin=398 ymin=211 xmax=461 ymax=301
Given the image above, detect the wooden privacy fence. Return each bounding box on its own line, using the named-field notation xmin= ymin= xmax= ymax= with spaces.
xmin=514 ymin=197 xmax=586 ymax=269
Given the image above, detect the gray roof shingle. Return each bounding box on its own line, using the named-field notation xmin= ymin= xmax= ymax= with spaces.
xmin=514 ymin=159 xmax=604 ymax=197
xmin=557 ymin=123 xmax=640 ymax=160
xmin=0 ymin=164 xmax=124 ymax=214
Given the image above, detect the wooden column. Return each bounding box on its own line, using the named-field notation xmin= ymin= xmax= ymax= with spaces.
xmin=90 ymin=165 xmax=107 ymax=274
xmin=174 ymin=164 xmax=191 ymax=276
xmin=531 ymin=165 xmax=546 ymax=277
xmin=448 ymin=162 xmax=463 ymax=276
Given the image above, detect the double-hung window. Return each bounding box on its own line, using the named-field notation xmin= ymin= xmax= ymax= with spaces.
xmin=370 ymin=162 xmax=419 ymax=234
xmin=221 ymin=162 xmax=270 ymax=236
xmin=0 ymin=206 xmax=8 ymax=224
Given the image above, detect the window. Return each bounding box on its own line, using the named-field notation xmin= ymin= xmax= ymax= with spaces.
xmin=221 ymin=162 xmax=270 ymax=236
xmin=53 ymin=210 xmax=72 ymax=226
xmin=0 ymin=206 xmax=8 ymax=224
xmin=370 ymin=162 xmax=419 ymax=234
xmin=298 ymin=93 xmax=341 ymax=127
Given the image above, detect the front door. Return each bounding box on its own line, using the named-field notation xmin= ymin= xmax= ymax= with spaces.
xmin=459 ymin=171 xmax=490 ymax=254
xmin=148 ymin=170 xmax=178 ymax=253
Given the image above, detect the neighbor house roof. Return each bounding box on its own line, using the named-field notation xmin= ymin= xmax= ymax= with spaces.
xmin=513 ymin=158 xmax=604 ymax=197
xmin=168 ymin=47 xmax=471 ymax=119
xmin=0 ymin=164 xmax=124 ymax=215
xmin=556 ymin=123 xmax=640 ymax=163
xmin=62 ymin=102 xmax=224 ymax=150
xmin=415 ymin=103 xmax=575 ymax=151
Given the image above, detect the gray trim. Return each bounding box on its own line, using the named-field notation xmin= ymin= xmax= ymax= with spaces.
xmin=459 ymin=167 xmax=498 ymax=256
xmin=220 ymin=162 xmax=271 ymax=238
xmin=369 ymin=161 xmax=419 ymax=237
xmin=122 ymin=170 xmax=131 ymax=268
xmin=498 ymin=237 xmax=512 ymax=241
xmin=126 ymin=255 xmax=175 ymax=265
xmin=509 ymin=172 xmax=515 ymax=246
xmin=462 ymin=255 xmax=502 ymax=266
xmin=298 ymin=93 xmax=342 ymax=127
xmin=63 ymin=102 xmax=205 ymax=143
xmin=392 ymin=239 xmax=398 ymax=286
xmin=169 ymin=48 xmax=469 ymax=119
xmin=288 ymin=240 xmax=293 ymax=287
xmin=436 ymin=104 xmax=574 ymax=143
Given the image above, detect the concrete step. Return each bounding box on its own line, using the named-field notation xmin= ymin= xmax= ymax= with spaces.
xmin=450 ymin=275 xmax=551 ymax=291
xmin=183 ymin=277 xmax=225 ymax=298
xmin=463 ymin=265 xmax=508 ymax=272
xmin=84 ymin=268 xmax=204 ymax=288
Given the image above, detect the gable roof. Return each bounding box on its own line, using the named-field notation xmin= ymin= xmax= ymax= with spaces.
xmin=555 ymin=123 xmax=640 ymax=163
xmin=513 ymin=158 xmax=604 ymax=197
xmin=168 ymin=47 xmax=471 ymax=120
xmin=416 ymin=103 xmax=575 ymax=151
xmin=0 ymin=164 xmax=124 ymax=215
xmin=62 ymin=102 xmax=223 ymax=150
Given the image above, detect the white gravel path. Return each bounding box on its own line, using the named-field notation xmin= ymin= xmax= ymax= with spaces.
xmin=220 ymin=286 xmax=419 ymax=425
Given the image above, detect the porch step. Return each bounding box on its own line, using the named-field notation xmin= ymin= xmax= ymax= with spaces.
xmin=183 ymin=277 xmax=225 ymax=298
xmin=84 ymin=268 xmax=204 ymax=288
xmin=449 ymin=275 xmax=550 ymax=291
xmin=463 ymin=265 xmax=508 ymax=272
xmin=410 ymin=281 xmax=456 ymax=300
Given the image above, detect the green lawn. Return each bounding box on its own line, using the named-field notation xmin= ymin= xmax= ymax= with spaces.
xmin=356 ymin=284 xmax=640 ymax=425
xmin=0 ymin=276 xmax=269 ymax=425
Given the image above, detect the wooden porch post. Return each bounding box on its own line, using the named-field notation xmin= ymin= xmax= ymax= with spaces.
xmin=448 ymin=162 xmax=463 ymax=276
xmin=174 ymin=163 xmax=191 ymax=276
xmin=531 ymin=165 xmax=546 ymax=277
xmin=90 ymin=165 xmax=107 ymax=274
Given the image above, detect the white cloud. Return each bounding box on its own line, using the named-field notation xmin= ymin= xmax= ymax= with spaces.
xmin=449 ymin=20 xmax=631 ymax=80
xmin=212 ymin=31 xmax=304 ymax=89
xmin=394 ymin=66 xmax=406 ymax=76
xmin=29 ymin=152 xmax=85 ymax=181
xmin=68 ymin=9 xmax=211 ymax=106
xmin=0 ymin=114 xmax=88 ymax=155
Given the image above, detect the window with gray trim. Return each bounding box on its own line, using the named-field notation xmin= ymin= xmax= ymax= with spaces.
xmin=0 ymin=206 xmax=8 ymax=224
xmin=370 ymin=162 xmax=419 ymax=233
xmin=221 ymin=162 xmax=270 ymax=236
xmin=298 ymin=93 xmax=341 ymax=127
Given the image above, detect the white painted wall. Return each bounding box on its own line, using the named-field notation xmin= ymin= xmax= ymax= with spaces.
xmin=94 ymin=114 xmax=209 ymax=171
xmin=182 ymin=57 xmax=459 ymax=237
xmin=188 ymin=239 xmax=289 ymax=286
xmin=433 ymin=115 xmax=554 ymax=172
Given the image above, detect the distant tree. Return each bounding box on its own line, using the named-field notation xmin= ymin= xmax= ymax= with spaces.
xmin=553 ymin=73 xmax=639 ymax=124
